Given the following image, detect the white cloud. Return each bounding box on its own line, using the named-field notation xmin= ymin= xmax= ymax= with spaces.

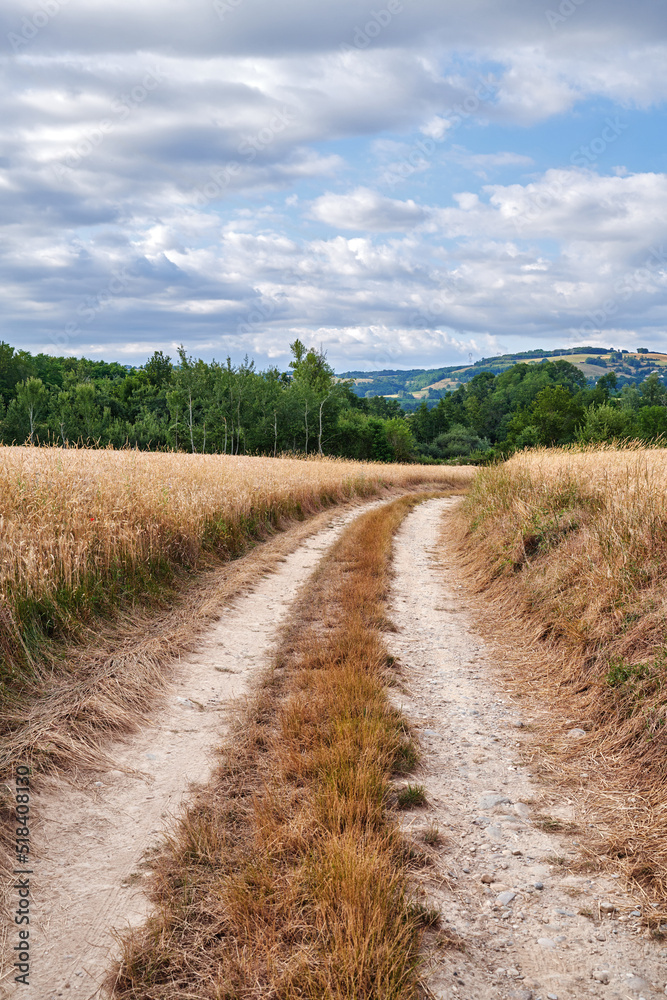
xmin=9 ymin=166 xmax=665 ymax=367
xmin=421 ymin=116 xmax=453 ymax=140
xmin=2 ymin=0 xmax=667 ymax=367
xmin=444 ymin=148 xmax=534 ymax=174
xmin=308 ymin=188 xmax=428 ymax=231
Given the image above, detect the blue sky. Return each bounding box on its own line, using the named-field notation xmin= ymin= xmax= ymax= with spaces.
xmin=1 ymin=0 xmax=666 ymax=371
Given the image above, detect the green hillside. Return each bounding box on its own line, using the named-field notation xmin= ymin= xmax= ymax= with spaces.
xmin=339 ymin=347 xmax=667 ymax=408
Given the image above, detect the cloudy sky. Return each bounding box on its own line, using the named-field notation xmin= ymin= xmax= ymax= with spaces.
xmin=2 ymin=0 xmax=666 ymax=371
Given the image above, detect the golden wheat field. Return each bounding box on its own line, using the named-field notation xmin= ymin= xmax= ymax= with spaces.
xmin=465 ymin=443 xmax=667 ymax=652
xmin=0 ymin=445 xmax=472 ymax=613
xmin=0 ymin=447 xmax=471 ymax=779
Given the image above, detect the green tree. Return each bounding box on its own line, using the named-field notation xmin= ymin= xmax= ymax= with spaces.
xmin=287 ymin=341 xmax=340 ymax=454
xmin=143 ymin=350 xmax=173 ymax=387
xmin=384 ymin=417 xmax=414 ymax=462
xmin=73 ymin=381 xmax=99 ymax=441
xmin=174 ymin=347 xmax=209 ymax=452
xmin=639 ymin=373 xmax=666 ymax=407
xmin=578 ymin=403 xmax=633 ymax=443
xmin=16 ymin=377 xmax=48 ymax=444
xmin=165 ymin=388 xmax=183 ymax=450
xmin=587 ymin=371 xmax=618 ymax=406
xmin=636 ymin=406 xmax=667 ymax=440
xmin=289 ymin=341 xmax=336 ymax=394
xmin=428 ymin=424 xmax=490 ymax=460
xmin=0 ymin=342 xmax=33 ymax=407
xmin=531 ymin=385 xmax=585 ymax=445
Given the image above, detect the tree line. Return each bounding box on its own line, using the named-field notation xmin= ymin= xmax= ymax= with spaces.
xmin=0 ymin=340 xmax=413 ymax=461
xmin=411 ymin=360 xmax=667 ymax=460
xmin=1 ymin=341 xmax=666 ymax=462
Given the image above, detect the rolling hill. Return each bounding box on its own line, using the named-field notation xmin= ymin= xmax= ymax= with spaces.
xmin=338 ymin=346 xmax=667 ymax=406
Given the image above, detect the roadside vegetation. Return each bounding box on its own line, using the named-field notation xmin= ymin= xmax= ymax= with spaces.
xmin=0 ymin=446 xmax=471 ymax=779
xmin=457 ymin=444 xmax=667 ymax=903
xmin=111 ymin=494 xmax=443 ymax=1000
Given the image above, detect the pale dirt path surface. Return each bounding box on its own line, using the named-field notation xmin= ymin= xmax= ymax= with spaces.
xmin=8 ymin=502 xmax=383 ymax=1000
xmin=388 ymin=498 xmax=667 ymax=1000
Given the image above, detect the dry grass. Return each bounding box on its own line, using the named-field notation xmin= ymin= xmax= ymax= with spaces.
xmin=0 ymin=446 xmax=470 ymax=641
xmin=110 ymin=493 xmax=440 ymax=1000
xmin=0 ymin=446 xmax=471 ymax=752
xmin=456 ymin=443 xmax=667 ymax=909
xmin=0 ymin=507 xmax=371 ymax=779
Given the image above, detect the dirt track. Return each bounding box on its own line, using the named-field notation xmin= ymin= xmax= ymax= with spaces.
xmin=6 ymin=502 xmax=382 ymax=1000
xmin=6 ymin=495 xmax=667 ymax=999
xmin=388 ymin=498 xmax=667 ymax=1000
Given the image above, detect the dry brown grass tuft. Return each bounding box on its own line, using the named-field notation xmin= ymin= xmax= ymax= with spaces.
xmin=455 ymin=444 xmax=667 ymax=909
xmin=110 ymin=493 xmax=441 ymax=999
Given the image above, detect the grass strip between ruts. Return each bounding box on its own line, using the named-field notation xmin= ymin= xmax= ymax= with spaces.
xmin=111 ymin=492 xmax=442 ymax=1000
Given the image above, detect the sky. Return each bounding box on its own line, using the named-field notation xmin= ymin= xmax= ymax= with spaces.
xmin=1 ymin=0 xmax=666 ymax=372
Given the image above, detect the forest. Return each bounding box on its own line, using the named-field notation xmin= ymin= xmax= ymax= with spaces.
xmin=1 ymin=340 xmax=667 ymax=462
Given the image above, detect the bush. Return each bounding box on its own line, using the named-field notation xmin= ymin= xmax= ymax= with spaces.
xmin=578 ymin=403 xmax=633 ymax=443
xmin=429 ymin=424 xmax=491 ymax=459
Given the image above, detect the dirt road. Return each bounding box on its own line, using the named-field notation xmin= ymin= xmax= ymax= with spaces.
xmin=9 ymin=494 xmax=667 ymax=1000
xmin=9 ymin=502 xmax=382 ymax=1000
xmin=388 ymin=497 xmax=667 ymax=1000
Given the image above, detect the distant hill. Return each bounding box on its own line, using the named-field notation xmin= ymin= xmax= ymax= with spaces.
xmin=338 ymin=346 xmax=667 ymax=406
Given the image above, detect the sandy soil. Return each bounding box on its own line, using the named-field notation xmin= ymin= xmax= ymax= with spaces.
xmin=6 ymin=502 xmax=382 ymax=1000
xmin=388 ymin=498 xmax=667 ymax=1000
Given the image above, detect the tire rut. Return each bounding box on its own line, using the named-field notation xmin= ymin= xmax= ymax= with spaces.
xmin=388 ymin=497 xmax=667 ymax=1000
xmin=9 ymin=502 xmax=385 ymax=1000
